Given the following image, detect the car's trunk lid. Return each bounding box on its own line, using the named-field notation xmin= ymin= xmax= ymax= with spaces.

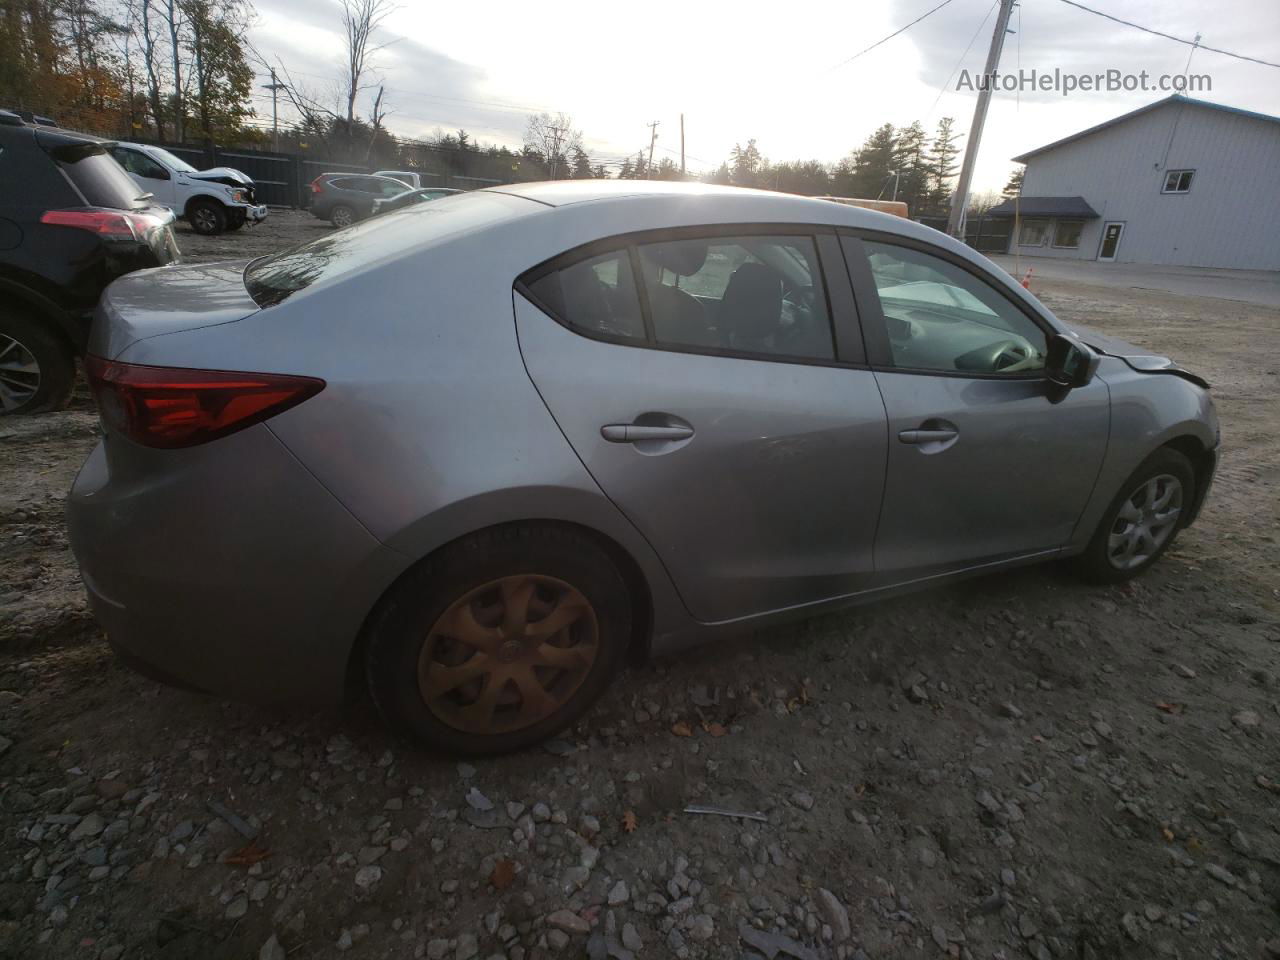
xmin=91 ymin=259 xmax=260 ymax=359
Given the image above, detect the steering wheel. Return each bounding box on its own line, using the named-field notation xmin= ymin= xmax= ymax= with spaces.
xmin=983 ymin=338 xmax=1040 ymax=373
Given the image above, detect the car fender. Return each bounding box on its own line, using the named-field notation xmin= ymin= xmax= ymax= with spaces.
xmin=1066 ymin=357 xmax=1217 ymax=551
xmin=0 ymin=274 xmax=83 ymax=349
xmin=377 ymin=482 xmax=691 ymax=646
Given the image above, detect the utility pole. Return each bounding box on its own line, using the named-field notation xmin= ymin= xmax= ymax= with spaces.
xmin=646 ymin=120 xmax=660 ymax=179
xmin=680 ymin=113 xmax=686 ymax=178
xmin=263 ymin=68 xmax=286 ymax=152
xmin=946 ymin=0 xmax=1016 ymax=239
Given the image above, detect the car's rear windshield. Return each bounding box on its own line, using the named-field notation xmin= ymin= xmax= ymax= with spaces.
xmin=50 ymin=141 xmax=147 ymax=209
xmin=244 ymin=191 xmax=523 ymax=308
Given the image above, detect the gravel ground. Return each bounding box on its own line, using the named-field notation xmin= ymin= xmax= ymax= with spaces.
xmin=1 ymin=209 xmax=1278 ymax=960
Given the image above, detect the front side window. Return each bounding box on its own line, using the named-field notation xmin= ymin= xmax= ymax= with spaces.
xmin=1053 ymin=220 xmax=1083 ymax=248
xmin=1018 ymin=219 xmax=1049 ymax=245
xmin=1162 ymin=169 xmax=1194 ymax=193
xmin=862 ymin=240 xmax=1046 ymax=375
xmin=111 ymin=147 xmax=167 ymax=180
xmin=636 ymin=235 xmax=834 ymax=360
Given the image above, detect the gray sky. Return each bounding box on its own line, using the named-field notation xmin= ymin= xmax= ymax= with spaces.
xmin=247 ymin=0 xmax=1280 ymax=192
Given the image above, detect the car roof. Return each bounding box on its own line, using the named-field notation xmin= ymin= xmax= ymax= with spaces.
xmin=483 ymin=180 xmax=947 ymax=236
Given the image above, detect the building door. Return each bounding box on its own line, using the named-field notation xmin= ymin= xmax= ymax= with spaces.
xmin=1098 ymin=222 xmax=1125 ymax=261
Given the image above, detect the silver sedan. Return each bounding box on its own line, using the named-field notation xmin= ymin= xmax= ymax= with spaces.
xmin=67 ymin=182 xmax=1219 ymax=754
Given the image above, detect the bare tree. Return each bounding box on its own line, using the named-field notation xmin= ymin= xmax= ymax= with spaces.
xmin=340 ymin=0 xmax=394 ymax=129
xmin=138 ymin=0 xmax=168 ymax=139
xmin=523 ymin=112 xmax=581 ymax=179
xmin=363 ymin=83 xmax=389 ymax=161
xmin=163 ymin=0 xmax=184 ymax=139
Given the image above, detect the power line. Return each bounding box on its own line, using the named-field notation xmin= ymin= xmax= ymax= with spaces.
xmin=830 ymin=0 xmax=957 ymax=70
xmin=1057 ymin=0 xmax=1280 ymax=69
xmin=927 ymin=0 xmax=999 ymax=117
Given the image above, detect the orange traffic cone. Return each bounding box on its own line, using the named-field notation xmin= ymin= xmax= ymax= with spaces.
xmin=1020 ymin=268 xmax=1034 ymax=289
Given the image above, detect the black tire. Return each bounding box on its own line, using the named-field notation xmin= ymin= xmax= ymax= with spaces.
xmin=1074 ymin=447 xmax=1196 ymax=584
xmin=0 ymin=309 xmax=75 ymax=415
xmin=364 ymin=524 xmax=632 ymax=755
xmin=224 ymin=213 xmax=246 ymax=232
xmin=187 ymin=199 xmax=227 ymax=235
xmin=329 ymin=204 xmax=356 ymax=228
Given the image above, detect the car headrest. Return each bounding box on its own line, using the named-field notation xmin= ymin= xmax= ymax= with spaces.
xmin=644 ymin=240 xmax=708 ymax=277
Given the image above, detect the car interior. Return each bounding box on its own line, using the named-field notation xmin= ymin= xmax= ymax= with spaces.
xmin=865 ymin=242 xmax=1046 ymax=374
xmin=538 ymin=236 xmax=835 ymax=361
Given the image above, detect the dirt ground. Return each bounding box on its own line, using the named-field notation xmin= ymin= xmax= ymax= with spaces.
xmin=1 ymin=209 xmax=1278 ymax=960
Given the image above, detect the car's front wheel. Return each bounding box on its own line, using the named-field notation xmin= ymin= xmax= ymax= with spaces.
xmin=0 ymin=309 xmax=74 ymax=415
xmin=364 ymin=524 xmax=632 ymax=755
xmin=187 ymin=199 xmax=227 ymax=235
xmin=1075 ymin=447 xmax=1195 ymax=583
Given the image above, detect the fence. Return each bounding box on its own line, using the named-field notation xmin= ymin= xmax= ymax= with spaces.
xmin=917 ymin=215 xmax=1013 ymax=254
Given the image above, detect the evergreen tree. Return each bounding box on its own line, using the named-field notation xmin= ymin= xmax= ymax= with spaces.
xmin=616 ymin=156 xmax=635 ymax=180
xmin=570 ymin=145 xmax=592 ymax=178
xmin=729 ymin=139 xmax=763 ymax=187
xmin=850 ymin=123 xmax=897 ymax=199
xmin=891 ymin=121 xmax=930 ymax=213
xmin=1002 ymin=165 xmax=1024 ymax=200
xmin=925 ymin=117 xmax=961 ymax=215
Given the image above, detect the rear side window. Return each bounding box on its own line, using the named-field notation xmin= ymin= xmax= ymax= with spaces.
xmin=525 ymin=232 xmax=836 ymax=363
xmin=51 ymin=142 xmax=145 ymax=208
xmin=638 ymin=236 xmax=834 ymax=360
xmin=527 ymin=250 xmax=645 ymax=340
xmin=245 ymin=191 xmax=521 ymax=307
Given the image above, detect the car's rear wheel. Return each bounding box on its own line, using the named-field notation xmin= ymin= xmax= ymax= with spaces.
xmin=330 ymin=204 xmax=356 ymax=228
xmin=188 ymin=199 xmax=227 ymax=235
xmin=0 ymin=310 xmax=74 ymax=415
xmin=364 ymin=524 xmax=631 ymax=755
xmin=1075 ymin=447 xmax=1195 ymax=583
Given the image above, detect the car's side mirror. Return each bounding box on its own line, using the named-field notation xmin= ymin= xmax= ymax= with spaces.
xmin=1045 ymin=334 xmax=1099 ymax=388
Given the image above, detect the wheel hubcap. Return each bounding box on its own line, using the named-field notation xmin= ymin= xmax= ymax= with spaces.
xmin=334 ymin=209 xmax=352 ymax=226
xmin=0 ymin=333 xmax=41 ymax=412
xmin=1108 ymin=473 xmax=1183 ymax=570
xmin=418 ymin=575 xmax=599 ymax=735
xmin=194 ymin=208 xmax=215 ymax=230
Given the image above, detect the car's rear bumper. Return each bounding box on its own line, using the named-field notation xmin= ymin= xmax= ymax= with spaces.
xmin=67 ymin=425 xmax=408 ymax=705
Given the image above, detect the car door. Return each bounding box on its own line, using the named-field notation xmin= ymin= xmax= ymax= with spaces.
xmin=841 ymin=233 xmax=1109 ymax=578
xmin=515 ymin=227 xmax=887 ymax=623
xmin=110 ymin=146 xmax=174 ymax=208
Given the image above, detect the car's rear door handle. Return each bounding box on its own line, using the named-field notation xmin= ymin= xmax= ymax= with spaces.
xmin=601 ymin=423 xmax=694 ymax=443
xmin=898 ymin=428 xmax=959 ymax=444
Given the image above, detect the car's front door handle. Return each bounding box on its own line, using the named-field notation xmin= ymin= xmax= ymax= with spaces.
xmin=601 ymin=423 xmax=694 ymax=443
xmin=898 ymin=427 xmax=959 ymax=444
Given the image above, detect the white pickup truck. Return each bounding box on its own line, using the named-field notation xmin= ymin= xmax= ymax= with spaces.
xmin=108 ymin=142 xmax=269 ymax=235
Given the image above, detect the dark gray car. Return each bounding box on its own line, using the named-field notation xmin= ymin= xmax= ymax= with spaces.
xmin=67 ymin=182 xmax=1219 ymax=755
xmin=306 ymin=173 xmax=409 ymax=226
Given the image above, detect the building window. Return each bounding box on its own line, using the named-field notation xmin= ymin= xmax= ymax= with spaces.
xmin=1162 ymin=169 xmax=1194 ymax=193
xmin=1018 ymin=219 xmax=1050 ymax=245
xmin=1052 ymin=220 xmax=1083 ymax=248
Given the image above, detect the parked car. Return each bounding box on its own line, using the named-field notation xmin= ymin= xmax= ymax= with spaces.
xmin=108 ymin=142 xmax=267 ymax=236
xmin=307 ymin=173 xmax=410 ymax=226
xmin=0 ymin=111 xmax=178 ymax=414
xmin=374 ymin=170 xmax=445 ymax=190
xmin=67 ymin=182 xmax=1218 ymax=755
xmin=371 ymin=186 xmax=463 ymax=216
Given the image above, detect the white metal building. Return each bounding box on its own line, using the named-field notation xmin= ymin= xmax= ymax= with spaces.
xmin=987 ymin=95 xmax=1280 ymax=270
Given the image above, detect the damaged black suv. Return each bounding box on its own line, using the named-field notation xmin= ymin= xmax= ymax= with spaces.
xmin=0 ymin=111 xmax=179 ymax=413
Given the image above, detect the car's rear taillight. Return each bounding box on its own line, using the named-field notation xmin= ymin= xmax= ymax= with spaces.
xmin=84 ymin=356 xmax=324 ymax=449
xmin=309 ymin=177 xmax=324 ymax=194
xmin=41 ymin=209 xmax=165 ymax=241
